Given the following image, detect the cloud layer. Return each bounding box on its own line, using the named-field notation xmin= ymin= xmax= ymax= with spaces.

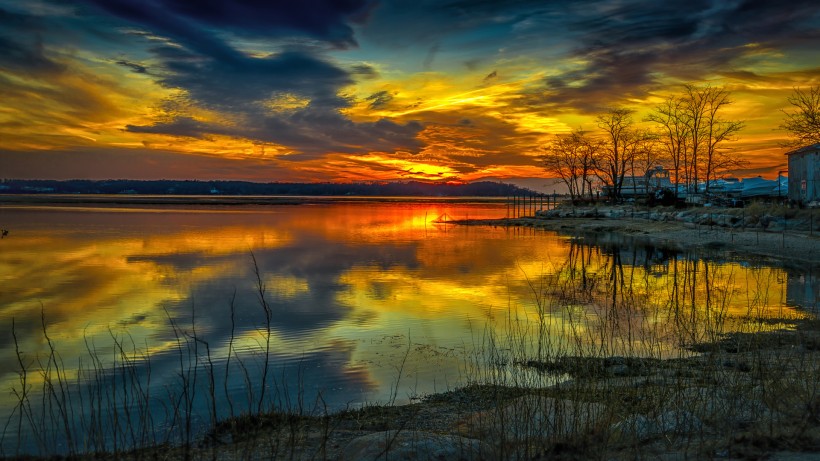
xmin=1 ymin=0 xmax=819 ymax=183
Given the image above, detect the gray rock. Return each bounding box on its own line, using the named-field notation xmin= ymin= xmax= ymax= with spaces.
xmin=611 ymin=410 xmax=703 ymax=442
xmin=339 ymin=430 xmax=486 ymax=461
xmin=672 ymin=386 xmax=774 ymax=429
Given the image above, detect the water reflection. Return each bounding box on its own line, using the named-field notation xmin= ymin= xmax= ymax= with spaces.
xmin=0 ymin=201 xmax=814 ymax=455
xmin=533 ymin=233 xmax=804 ymax=361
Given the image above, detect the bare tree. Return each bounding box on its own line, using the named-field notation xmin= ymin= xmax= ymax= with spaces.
xmin=681 ymin=84 xmax=710 ymax=194
xmin=543 ymin=130 xmax=600 ymax=202
xmin=646 ymin=96 xmax=690 ymax=197
xmin=780 ymin=86 xmax=820 ymax=147
xmin=648 ymin=84 xmax=744 ymax=195
xmin=701 ymin=87 xmax=745 ymax=193
xmin=595 ymin=108 xmax=653 ymax=200
xmin=629 ymin=129 xmax=660 ymax=185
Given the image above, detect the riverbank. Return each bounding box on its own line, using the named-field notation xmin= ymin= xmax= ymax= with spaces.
xmin=455 ymin=204 xmax=820 ymax=267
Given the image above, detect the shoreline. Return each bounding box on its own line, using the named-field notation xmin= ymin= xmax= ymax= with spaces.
xmin=452 ymin=206 xmax=820 ymax=268
xmin=128 ymin=317 xmax=820 ymax=461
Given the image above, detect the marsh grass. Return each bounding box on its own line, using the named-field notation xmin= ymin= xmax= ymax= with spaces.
xmin=2 ymin=247 xmax=818 ymax=460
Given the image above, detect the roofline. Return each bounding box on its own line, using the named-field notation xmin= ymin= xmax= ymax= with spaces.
xmin=786 ymin=143 xmax=820 ymax=156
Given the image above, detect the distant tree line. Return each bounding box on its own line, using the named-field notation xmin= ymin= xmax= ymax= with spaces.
xmin=0 ymin=179 xmax=535 ymax=197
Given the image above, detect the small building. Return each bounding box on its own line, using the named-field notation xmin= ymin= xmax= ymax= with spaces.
xmin=786 ymin=143 xmax=820 ymax=205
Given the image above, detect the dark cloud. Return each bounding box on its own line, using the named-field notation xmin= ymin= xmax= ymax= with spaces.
xmin=128 ymin=111 xmax=424 ymax=156
xmin=0 ymin=7 xmax=65 ymax=76
xmin=115 ymin=59 xmax=147 ymax=74
xmin=570 ymin=1 xmax=702 ymax=46
xmin=535 ymin=51 xmax=659 ymax=113
xmin=258 ymin=112 xmax=424 ymax=156
xmin=156 ymin=48 xmax=353 ymax=111
xmin=511 ymin=0 xmax=820 ymax=109
xmin=0 ymin=34 xmax=65 ymax=75
xmin=350 ymin=63 xmax=380 ymax=79
xmin=75 ymin=0 xmax=424 ymax=155
xmin=365 ymin=90 xmax=393 ymax=109
xmin=86 ymin=0 xmax=375 ymax=49
xmin=126 ymin=116 xmax=220 ymax=139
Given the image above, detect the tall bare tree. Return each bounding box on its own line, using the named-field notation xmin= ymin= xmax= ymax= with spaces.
xmin=780 ymin=86 xmax=820 ymax=146
xmin=595 ymin=108 xmax=654 ymax=200
xmin=543 ymin=130 xmax=600 ymax=202
xmin=681 ymin=84 xmax=710 ymax=194
xmin=628 ymin=129 xmax=660 ymax=187
xmin=648 ymin=84 xmax=744 ymax=195
xmin=700 ymin=86 xmax=745 ymax=193
xmin=646 ymin=96 xmax=690 ymax=197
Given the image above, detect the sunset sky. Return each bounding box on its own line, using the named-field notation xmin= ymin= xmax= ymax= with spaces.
xmin=1 ymin=0 xmax=819 ymax=190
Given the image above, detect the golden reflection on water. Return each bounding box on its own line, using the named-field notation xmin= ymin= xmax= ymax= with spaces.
xmin=0 ymin=201 xmax=813 ymax=413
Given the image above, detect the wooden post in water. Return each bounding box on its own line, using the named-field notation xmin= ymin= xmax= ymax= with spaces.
xmin=513 ymin=194 xmax=518 ymax=218
xmin=530 ymin=193 xmax=534 ymax=216
xmin=506 ymin=194 xmax=510 ymax=218
xmin=529 ymin=193 xmax=533 ymax=216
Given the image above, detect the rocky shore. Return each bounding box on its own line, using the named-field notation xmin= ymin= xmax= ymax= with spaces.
xmin=456 ymin=204 xmax=820 ymax=267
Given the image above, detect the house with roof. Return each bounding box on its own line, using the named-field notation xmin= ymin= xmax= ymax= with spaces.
xmin=786 ymin=143 xmax=820 ymax=205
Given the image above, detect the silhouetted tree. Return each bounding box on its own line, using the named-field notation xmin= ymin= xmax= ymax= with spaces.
xmin=648 ymin=84 xmax=744 ymax=195
xmin=595 ymin=108 xmax=654 ymax=200
xmin=647 ymin=95 xmax=690 ymax=198
xmin=697 ymin=86 xmax=745 ymax=193
xmin=543 ymin=130 xmax=601 ymax=202
xmin=780 ymin=86 xmax=820 ymax=147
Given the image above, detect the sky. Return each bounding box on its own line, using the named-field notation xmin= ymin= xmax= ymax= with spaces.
xmin=1 ymin=0 xmax=819 ymax=190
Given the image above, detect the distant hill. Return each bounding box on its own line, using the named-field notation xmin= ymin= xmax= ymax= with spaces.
xmin=0 ymin=179 xmax=537 ymax=197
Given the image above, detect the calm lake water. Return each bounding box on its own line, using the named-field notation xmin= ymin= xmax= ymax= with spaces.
xmin=0 ymin=198 xmax=816 ymax=454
